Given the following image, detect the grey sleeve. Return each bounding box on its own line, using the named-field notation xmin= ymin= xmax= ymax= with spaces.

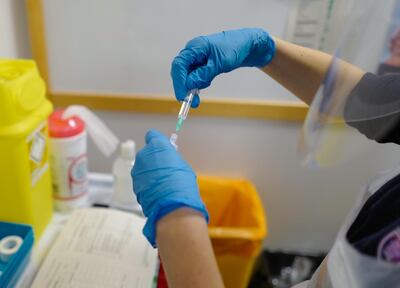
xmin=344 ymin=73 xmax=400 ymax=144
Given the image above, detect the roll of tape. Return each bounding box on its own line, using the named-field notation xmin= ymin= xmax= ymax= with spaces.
xmin=0 ymin=235 xmax=23 ymax=263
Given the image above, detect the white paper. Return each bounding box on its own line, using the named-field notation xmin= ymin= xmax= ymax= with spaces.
xmin=31 ymin=208 xmax=158 ymax=288
xmin=16 ymin=213 xmax=70 ymax=288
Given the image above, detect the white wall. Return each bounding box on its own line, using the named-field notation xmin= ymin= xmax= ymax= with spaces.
xmin=0 ymin=0 xmax=30 ymax=58
xmin=87 ymin=111 xmax=399 ymax=253
xmin=43 ymin=0 xmax=295 ymax=101
xmin=2 ymin=0 xmax=399 ymax=253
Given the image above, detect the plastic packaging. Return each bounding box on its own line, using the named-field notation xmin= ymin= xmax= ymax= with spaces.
xmin=271 ymin=257 xmax=313 ymax=288
xmin=0 ymin=59 xmax=53 ymax=239
xmin=111 ymin=140 xmax=141 ymax=213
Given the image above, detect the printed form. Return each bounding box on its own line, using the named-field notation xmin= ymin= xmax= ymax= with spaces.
xmin=31 ymin=208 xmax=158 ymax=288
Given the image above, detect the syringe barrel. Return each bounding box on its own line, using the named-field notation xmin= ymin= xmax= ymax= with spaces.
xmin=178 ymin=89 xmax=199 ymax=120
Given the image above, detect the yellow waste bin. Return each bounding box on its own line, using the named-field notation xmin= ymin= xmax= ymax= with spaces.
xmin=198 ymin=176 xmax=267 ymax=288
xmin=0 ymin=59 xmax=53 ymax=239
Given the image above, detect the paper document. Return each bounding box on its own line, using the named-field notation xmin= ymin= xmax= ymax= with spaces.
xmin=31 ymin=208 xmax=158 ymax=288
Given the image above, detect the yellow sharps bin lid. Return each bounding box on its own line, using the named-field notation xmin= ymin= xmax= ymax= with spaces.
xmin=0 ymin=59 xmax=51 ymax=137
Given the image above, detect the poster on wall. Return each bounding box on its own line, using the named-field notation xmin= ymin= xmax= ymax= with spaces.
xmin=285 ymin=0 xmax=356 ymax=53
xmin=285 ymin=0 xmax=335 ymax=50
xmin=377 ymin=0 xmax=400 ymax=76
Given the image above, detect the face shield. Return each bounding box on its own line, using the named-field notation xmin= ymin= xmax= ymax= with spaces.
xmin=298 ymin=0 xmax=400 ymax=168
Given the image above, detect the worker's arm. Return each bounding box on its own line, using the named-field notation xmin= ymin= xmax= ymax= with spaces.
xmin=157 ymin=208 xmax=224 ymax=288
xmin=262 ymin=38 xmax=365 ymax=105
xmin=171 ymin=28 xmax=365 ymax=106
xmin=131 ymin=129 xmax=224 ymax=288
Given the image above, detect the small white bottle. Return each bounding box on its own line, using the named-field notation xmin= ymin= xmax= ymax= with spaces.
xmin=111 ymin=140 xmax=141 ymax=213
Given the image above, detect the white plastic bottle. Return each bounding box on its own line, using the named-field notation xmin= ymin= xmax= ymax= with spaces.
xmin=49 ymin=106 xmax=119 ymax=212
xmin=49 ymin=110 xmax=89 ymax=211
xmin=111 ymin=140 xmax=141 ymax=213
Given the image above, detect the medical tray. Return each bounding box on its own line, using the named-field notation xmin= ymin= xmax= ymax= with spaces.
xmin=0 ymin=222 xmax=34 ymax=288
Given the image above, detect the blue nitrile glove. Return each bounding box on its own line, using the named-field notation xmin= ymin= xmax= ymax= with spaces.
xmin=131 ymin=129 xmax=208 ymax=247
xmin=171 ymin=28 xmax=276 ymax=107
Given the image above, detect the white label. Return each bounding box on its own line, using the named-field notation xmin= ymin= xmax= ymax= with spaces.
xmin=30 ymin=132 xmax=46 ymax=164
xmin=27 ymin=122 xmax=48 ymax=187
xmin=50 ymin=132 xmax=88 ymax=203
xmin=66 ymin=154 xmax=88 ymax=198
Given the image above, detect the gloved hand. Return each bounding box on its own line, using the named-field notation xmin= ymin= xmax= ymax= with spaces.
xmin=131 ymin=129 xmax=208 ymax=247
xmin=171 ymin=28 xmax=276 ymax=107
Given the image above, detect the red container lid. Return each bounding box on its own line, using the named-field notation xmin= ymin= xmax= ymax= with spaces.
xmin=48 ymin=109 xmax=85 ymax=138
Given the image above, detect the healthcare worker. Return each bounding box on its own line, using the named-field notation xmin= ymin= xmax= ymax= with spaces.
xmin=132 ymin=28 xmax=400 ymax=287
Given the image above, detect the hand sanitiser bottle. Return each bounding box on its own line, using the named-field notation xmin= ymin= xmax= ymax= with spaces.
xmin=111 ymin=140 xmax=141 ymax=213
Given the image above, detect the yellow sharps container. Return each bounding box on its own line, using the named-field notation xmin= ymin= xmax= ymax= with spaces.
xmin=0 ymin=59 xmax=53 ymax=240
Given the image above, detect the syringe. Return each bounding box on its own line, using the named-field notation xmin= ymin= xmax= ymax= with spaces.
xmin=170 ymin=89 xmax=199 ymax=150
